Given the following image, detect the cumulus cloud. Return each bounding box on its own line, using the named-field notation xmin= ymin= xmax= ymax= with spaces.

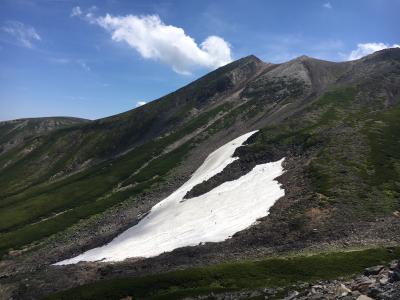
xmin=98 ymin=14 xmax=232 ymax=74
xmin=72 ymin=8 xmax=232 ymax=74
xmin=1 ymin=21 xmax=41 ymax=48
xmin=323 ymin=2 xmax=332 ymax=9
xmin=136 ymin=101 xmax=146 ymax=107
xmin=348 ymin=42 xmax=400 ymax=60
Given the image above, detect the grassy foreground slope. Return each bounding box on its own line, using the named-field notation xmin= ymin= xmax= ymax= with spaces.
xmin=47 ymin=247 xmax=400 ymax=300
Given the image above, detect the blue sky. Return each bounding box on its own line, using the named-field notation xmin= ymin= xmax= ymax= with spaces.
xmin=0 ymin=0 xmax=399 ymax=121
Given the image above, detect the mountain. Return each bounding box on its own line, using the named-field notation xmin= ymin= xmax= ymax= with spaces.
xmin=0 ymin=48 xmax=400 ymax=299
xmin=0 ymin=117 xmax=88 ymax=154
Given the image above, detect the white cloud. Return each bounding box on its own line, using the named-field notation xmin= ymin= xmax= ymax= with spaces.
xmin=323 ymin=2 xmax=332 ymax=9
xmin=73 ymin=9 xmax=232 ymax=74
xmin=97 ymin=14 xmax=232 ymax=74
xmin=70 ymin=6 xmax=82 ymax=17
xmin=1 ymin=21 xmax=41 ymax=48
xmin=136 ymin=101 xmax=146 ymax=107
xmin=71 ymin=6 xmax=98 ymax=24
xmin=348 ymin=42 xmax=400 ymax=60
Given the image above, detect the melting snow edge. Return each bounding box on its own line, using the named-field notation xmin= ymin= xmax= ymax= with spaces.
xmin=55 ymin=130 xmax=285 ymax=265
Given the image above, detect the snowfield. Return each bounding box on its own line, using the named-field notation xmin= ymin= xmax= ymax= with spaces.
xmin=55 ymin=131 xmax=285 ymax=265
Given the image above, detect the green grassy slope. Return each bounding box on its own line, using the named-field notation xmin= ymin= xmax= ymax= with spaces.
xmin=241 ymin=79 xmax=400 ymax=218
xmin=46 ymin=247 xmax=400 ymax=300
xmin=0 ymin=56 xmax=261 ymax=198
xmin=0 ymin=103 xmax=233 ymax=256
xmin=0 ymin=56 xmax=262 ymax=256
xmin=0 ymin=117 xmax=88 ymax=156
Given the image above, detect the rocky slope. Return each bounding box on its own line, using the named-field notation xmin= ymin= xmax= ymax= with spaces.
xmin=180 ymin=259 xmax=400 ymax=300
xmin=0 ymin=48 xmax=399 ymax=299
xmin=0 ymin=117 xmax=88 ymax=155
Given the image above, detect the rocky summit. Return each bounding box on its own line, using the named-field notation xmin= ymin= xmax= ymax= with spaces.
xmin=0 ymin=48 xmax=400 ymax=299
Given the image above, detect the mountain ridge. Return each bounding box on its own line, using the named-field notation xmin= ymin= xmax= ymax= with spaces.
xmin=0 ymin=48 xmax=399 ymax=299
xmin=0 ymin=116 xmax=89 ymax=155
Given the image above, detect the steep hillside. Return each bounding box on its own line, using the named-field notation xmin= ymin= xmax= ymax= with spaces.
xmin=0 ymin=117 xmax=88 ymax=154
xmin=0 ymin=55 xmax=264 ymax=197
xmin=1 ymin=48 xmax=400 ymax=300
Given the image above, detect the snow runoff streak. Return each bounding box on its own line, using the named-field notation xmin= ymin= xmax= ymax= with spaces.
xmin=56 ymin=131 xmax=285 ymax=265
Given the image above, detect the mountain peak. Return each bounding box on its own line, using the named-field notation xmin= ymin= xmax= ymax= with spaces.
xmin=361 ymin=47 xmax=400 ymax=62
xmin=296 ymin=55 xmax=311 ymax=60
xmin=228 ymin=54 xmax=263 ymax=67
xmin=242 ymin=54 xmax=262 ymax=62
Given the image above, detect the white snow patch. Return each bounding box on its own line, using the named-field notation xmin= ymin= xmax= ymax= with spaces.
xmin=55 ymin=131 xmax=285 ymax=265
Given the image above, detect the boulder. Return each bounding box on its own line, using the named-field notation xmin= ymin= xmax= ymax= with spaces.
xmin=379 ymin=275 xmax=389 ymax=285
xmin=284 ymin=290 xmax=299 ymax=300
xmin=352 ymin=276 xmax=375 ymax=293
xmin=389 ymin=270 xmax=400 ymax=282
xmin=356 ymin=296 xmax=374 ymax=300
xmin=351 ymin=290 xmax=362 ymax=297
xmin=368 ymin=285 xmax=384 ymax=298
xmin=335 ymin=283 xmax=352 ymax=297
xmin=364 ymin=265 xmax=384 ymax=275
xmin=389 ymin=260 xmax=399 ymax=270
